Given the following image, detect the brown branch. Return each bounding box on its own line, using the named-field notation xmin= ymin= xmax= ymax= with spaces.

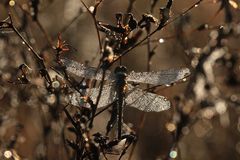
xmin=80 ymin=0 xmax=103 ymax=53
xmin=110 ymin=0 xmax=204 ymax=66
xmin=7 ymin=13 xmax=52 ymax=84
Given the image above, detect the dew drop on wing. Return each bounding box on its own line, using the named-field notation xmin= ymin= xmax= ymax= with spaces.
xmin=125 ymin=84 xmax=170 ymax=112
xmin=61 ymin=58 xmax=114 ymax=81
xmin=126 ymin=68 xmax=190 ymax=86
xmin=68 ymin=84 xmax=116 ymax=108
xmin=88 ymin=84 xmax=116 ymax=108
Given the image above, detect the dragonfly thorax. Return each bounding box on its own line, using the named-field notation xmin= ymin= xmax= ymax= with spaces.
xmin=114 ymin=66 xmax=128 ymax=93
xmin=114 ymin=66 xmax=127 ymax=74
xmin=114 ymin=66 xmax=127 ymax=82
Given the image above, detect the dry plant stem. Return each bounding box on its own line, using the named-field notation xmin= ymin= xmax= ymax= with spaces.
xmin=37 ymin=101 xmax=51 ymax=160
xmin=128 ymin=1 xmax=203 ymax=158
xmin=80 ymin=0 xmax=103 ymax=53
xmin=61 ymin=125 xmax=71 ymax=159
xmin=123 ymin=0 xmax=136 ymax=24
xmin=127 ymin=113 xmax=146 ymax=160
xmin=93 ymin=101 xmax=116 ymax=119
xmin=128 ymin=24 xmax=152 ymax=160
xmin=35 ymin=19 xmax=53 ymax=47
xmin=80 ymin=1 xmax=107 ymax=120
xmin=8 ymin=14 xmax=52 ymax=84
xmin=16 ymin=3 xmax=53 ymax=48
xmin=54 ymin=12 xmax=83 ymax=38
xmin=40 ymin=12 xmax=85 ymax=52
xmin=111 ymin=0 xmax=204 ymax=66
xmin=89 ymin=69 xmax=106 ymax=128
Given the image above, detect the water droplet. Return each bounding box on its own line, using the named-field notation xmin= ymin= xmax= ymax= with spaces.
xmin=169 ymin=150 xmax=177 ymax=159
xmin=215 ymin=101 xmax=227 ymax=115
xmin=159 ymin=38 xmax=165 ymax=44
xmin=165 ymin=84 xmax=171 ymax=87
xmin=47 ymin=94 xmax=56 ymax=104
xmin=202 ymin=108 xmax=214 ymax=119
xmin=210 ymin=30 xmax=218 ymax=39
xmin=166 ymin=122 xmax=176 ymax=132
xmin=28 ymin=48 xmax=31 ymax=51
xmin=89 ymin=6 xmax=95 ymax=13
xmin=22 ymin=41 xmax=25 ymax=45
xmin=9 ymin=0 xmax=15 ymax=7
xmin=30 ymin=38 xmax=36 ymax=44
xmin=191 ymin=59 xmax=199 ymax=67
xmin=18 ymin=136 xmax=26 ymax=143
xmin=194 ymin=4 xmax=199 ymax=8
xmin=230 ymin=94 xmax=238 ymax=102
xmin=22 ymin=4 xmax=28 ymax=10
xmin=52 ymin=81 xmax=60 ymax=88
xmin=191 ymin=47 xmax=202 ymax=54
xmin=229 ymin=0 xmax=238 ymax=9
xmin=4 ymin=150 xmax=12 ymax=158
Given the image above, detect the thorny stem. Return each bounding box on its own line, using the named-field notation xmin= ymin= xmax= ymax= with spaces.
xmin=111 ymin=0 xmax=204 ymax=66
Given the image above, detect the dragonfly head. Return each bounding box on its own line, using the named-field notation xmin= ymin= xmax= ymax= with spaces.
xmin=114 ymin=66 xmax=128 ymax=74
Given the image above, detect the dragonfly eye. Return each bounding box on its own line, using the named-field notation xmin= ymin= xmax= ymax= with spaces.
xmin=114 ymin=66 xmax=128 ymax=74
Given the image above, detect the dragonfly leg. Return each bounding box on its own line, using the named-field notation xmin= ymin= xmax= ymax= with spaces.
xmin=106 ymin=101 xmax=118 ymax=136
xmin=89 ymin=105 xmax=97 ymax=128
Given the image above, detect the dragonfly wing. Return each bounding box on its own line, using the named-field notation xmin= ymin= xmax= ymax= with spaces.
xmin=68 ymin=84 xmax=116 ymax=108
xmin=126 ymin=68 xmax=190 ymax=85
xmin=61 ymin=58 xmax=114 ymax=81
xmin=125 ymin=84 xmax=170 ymax=112
xmin=89 ymin=84 xmax=116 ymax=108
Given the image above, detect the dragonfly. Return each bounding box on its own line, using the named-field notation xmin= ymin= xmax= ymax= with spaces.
xmin=61 ymin=58 xmax=190 ymax=139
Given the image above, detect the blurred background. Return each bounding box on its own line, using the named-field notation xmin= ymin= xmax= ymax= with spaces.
xmin=1 ymin=0 xmax=240 ymax=160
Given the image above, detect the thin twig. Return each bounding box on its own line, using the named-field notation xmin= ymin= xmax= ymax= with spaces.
xmin=35 ymin=19 xmax=53 ymax=47
xmin=7 ymin=13 xmax=52 ymax=84
xmin=80 ymin=0 xmax=103 ymax=53
xmin=16 ymin=3 xmax=53 ymax=48
xmin=111 ymin=0 xmax=204 ymax=66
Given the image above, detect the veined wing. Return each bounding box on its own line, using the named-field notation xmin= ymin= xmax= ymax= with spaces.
xmin=68 ymin=83 xmax=116 ymax=108
xmin=126 ymin=68 xmax=190 ymax=86
xmin=61 ymin=58 xmax=114 ymax=81
xmin=69 ymin=84 xmax=170 ymax=112
xmin=125 ymin=84 xmax=170 ymax=112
